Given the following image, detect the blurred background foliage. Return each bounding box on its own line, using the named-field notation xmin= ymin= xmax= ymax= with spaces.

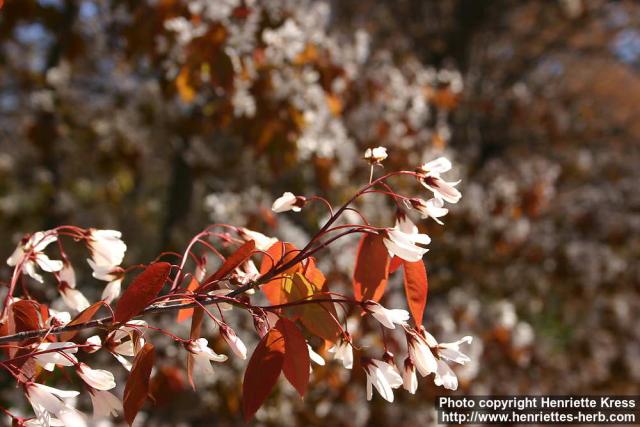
xmin=1 ymin=0 xmax=640 ymax=425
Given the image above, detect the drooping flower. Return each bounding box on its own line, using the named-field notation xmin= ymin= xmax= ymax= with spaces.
xmin=58 ymin=260 xmax=76 ymax=288
xmin=364 ymin=146 xmax=388 ymax=165
xmin=85 ymin=335 xmax=102 ymax=354
xmin=33 ymin=342 xmax=78 ymax=371
xmin=410 ymin=197 xmax=449 ymax=225
xmin=418 ymin=329 xmax=473 ymax=390
xmin=77 ymin=363 xmax=116 ymax=390
xmin=307 ymin=344 xmax=325 ymax=366
xmin=434 ymin=359 xmax=458 ymax=390
xmin=402 ymin=358 xmax=418 ymax=394
xmin=25 ymin=382 xmax=85 ymax=427
xmin=328 ymin=336 xmax=353 ymax=369
xmin=271 ymin=192 xmax=306 ymax=213
xmin=238 ymin=228 xmax=278 ymax=251
xmin=58 ymin=286 xmax=90 ymax=312
xmin=362 ymin=359 xmax=403 ymax=402
xmin=45 ymin=309 xmax=71 ymax=328
xmin=233 ymin=260 xmax=260 ymax=286
xmin=88 ymin=389 xmax=122 ymax=419
xmin=85 ymin=229 xmax=127 ymax=268
xmin=187 ymin=338 xmax=228 ymax=376
xmin=105 ymin=320 xmax=147 ymax=370
xmin=87 ymin=259 xmax=124 ymax=304
xmin=7 ymin=231 xmax=63 ymax=283
xmin=382 ymin=216 xmax=431 ymax=262
xmin=416 ymin=157 xmax=462 ymax=204
xmin=366 ymin=301 xmax=410 ymax=329
xmin=407 ymin=333 xmax=437 ymax=377
xmin=220 ymin=325 xmax=247 ymax=359
xmin=437 ymin=335 xmax=473 ymax=365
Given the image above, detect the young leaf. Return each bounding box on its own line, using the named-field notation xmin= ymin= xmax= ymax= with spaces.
xmin=60 ymin=302 xmax=105 ymax=342
xmin=389 ymin=256 xmax=403 ymax=274
xmin=353 ymin=233 xmax=390 ymax=302
xmin=243 ymin=328 xmax=285 ymax=421
xmin=402 ymin=260 xmax=428 ymax=326
xmin=200 ymin=240 xmax=255 ymax=290
xmin=176 ymin=277 xmax=200 ymax=323
xmin=287 ymin=274 xmax=341 ymax=344
xmin=123 ymin=343 xmax=155 ymax=426
xmin=260 ymin=242 xmax=301 ymax=305
xmin=11 ymin=300 xmax=41 ymax=333
xmin=275 ymin=318 xmax=310 ymax=397
xmin=114 ymin=262 xmax=171 ymax=324
xmin=302 ymin=257 xmax=326 ymax=289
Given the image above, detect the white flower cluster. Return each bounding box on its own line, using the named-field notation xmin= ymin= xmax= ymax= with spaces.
xmin=6 ymin=228 xmax=127 ymax=312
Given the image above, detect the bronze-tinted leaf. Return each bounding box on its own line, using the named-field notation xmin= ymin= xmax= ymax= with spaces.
xmin=123 ymin=343 xmax=155 ymax=426
xmin=276 ymin=318 xmax=310 ymax=397
xmin=242 ymin=327 xmax=285 ymax=421
xmin=402 ymin=260 xmax=428 ymax=326
xmin=60 ymin=302 xmax=105 ymax=342
xmin=114 ymin=262 xmax=171 ymax=324
xmin=200 ymin=240 xmax=255 ymax=290
xmin=353 ymin=234 xmax=390 ymax=302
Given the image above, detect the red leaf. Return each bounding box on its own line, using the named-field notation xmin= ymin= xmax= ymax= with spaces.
xmin=114 ymin=262 xmax=171 ymax=324
xmin=303 ymin=257 xmax=326 ymax=289
xmin=259 ymin=242 xmax=301 ymax=305
xmin=60 ymin=302 xmax=105 ymax=342
xmin=389 ymin=256 xmax=403 ymax=273
xmin=275 ymin=318 xmax=310 ymax=397
xmin=243 ymin=328 xmax=285 ymax=421
xmin=402 ymin=260 xmax=428 ymax=326
xmin=176 ymin=277 xmax=200 ymax=323
xmin=11 ymin=300 xmax=41 ymax=333
xmin=352 ymin=234 xmax=390 ymax=302
xmin=123 ymin=343 xmax=155 ymax=426
xmin=200 ymin=240 xmax=255 ymax=290
xmin=6 ymin=300 xmax=41 ymax=357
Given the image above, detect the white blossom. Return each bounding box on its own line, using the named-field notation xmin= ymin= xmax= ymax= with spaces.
xmin=234 ymin=260 xmax=260 ymax=285
xmin=58 ymin=261 xmax=76 ymax=288
xmin=437 ymin=336 xmax=473 ymax=365
xmin=106 ymin=321 xmax=147 ymax=370
xmin=220 ymin=326 xmax=247 ymax=359
xmin=77 ymin=363 xmax=116 ymax=390
xmin=86 ymin=229 xmax=127 ymax=268
xmin=408 ymin=334 xmax=438 ymax=377
xmin=187 ymin=338 xmax=228 ymax=376
xmin=25 ymin=383 xmax=85 ymax=427
xmin=59 ymin=287 xmax=90 ymax=312
xmin=85 ymin=335 xmax=102 ymax=353
xmin=364 ymin=146 xmax=388 ymax=165
xmin=307 ymin=344 xmax=325 ymax=366
xmin=402 ymin=358 xmax=418 ymax=394
xmin=271 ymin=192 xmax=304 ymax=213
xmin=89 ymin=389 xmax=122 ymax=419
xmin=363 ymin=359 xmax=403 ymax=402
xmin=410 ymin=197 xmax=448 ymax=225
xmin=87 ymin=259 xmax=124 ymax=304
xmin=366 ymin=301 xmax=410 ymax=329
xmin=417 ymin=157 xmax=462 ymax=204
xmin=7 ymin=231 xmax=63 ymax=283
xmin=434 ymin=359 xmax=458 ymax=390
xmin=238 ymin=228 xmax=278 ymax=251
xmin=33 ymin=342 xmax=78 ymax=371
xmin=382 ymin=217 xmax=431 ymax=263
xmin=328 ymin=338 xmax=353 ymax=369
xmin=45 ymin=309 xmax=71 ymax=327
